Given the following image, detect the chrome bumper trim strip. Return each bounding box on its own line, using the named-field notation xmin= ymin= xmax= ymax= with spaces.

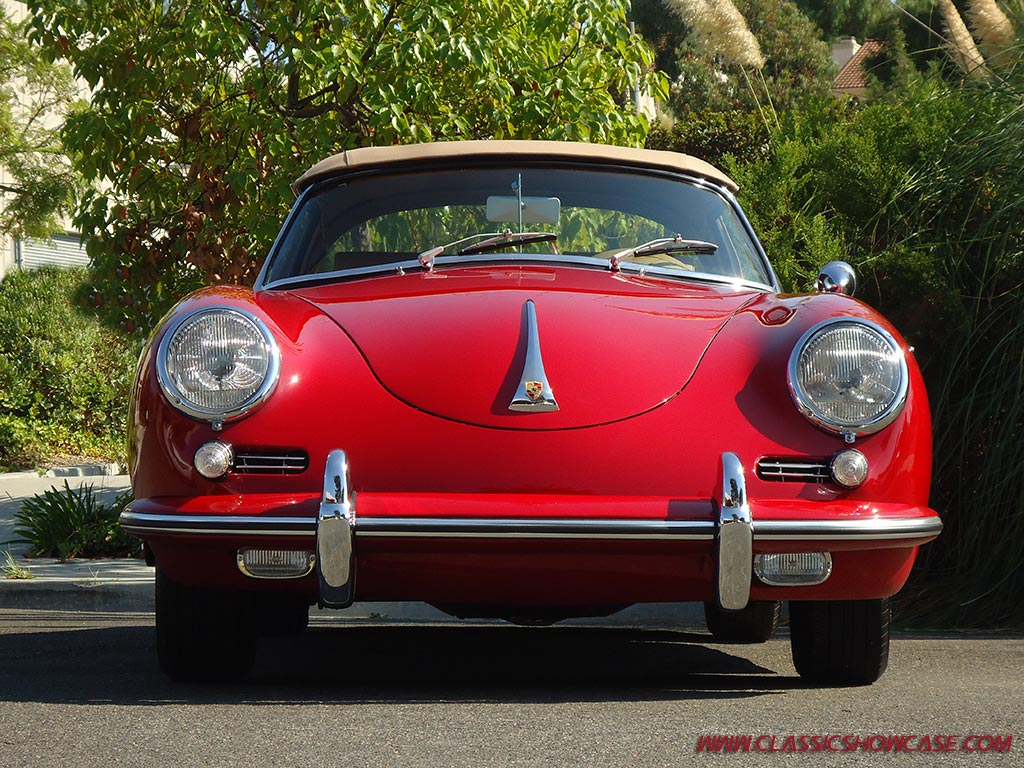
xmin=120 ymin=511 xmax=941 ymax=542
xmin=355 ymin=518 xmax=714 ymax=540
xmin=755 ymin=517 xmax=943 ymax=541
xmin=119 ymin=511 xmax=315 ymax=537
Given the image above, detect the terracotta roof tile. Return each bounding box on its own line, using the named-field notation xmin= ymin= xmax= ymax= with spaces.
xmin=834 ymin=40 xmax=886 ymax=90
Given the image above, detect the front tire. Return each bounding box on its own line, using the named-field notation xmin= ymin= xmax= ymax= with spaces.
xmin=789 ymin=597 xmax=891 ymax=686
xmin=155 ymin=569 xmax=256 ymax=682
xmin=704 ymin=600 xmax=781 ymax=643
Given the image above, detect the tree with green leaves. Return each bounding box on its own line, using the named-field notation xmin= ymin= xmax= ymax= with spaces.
xmin=26 ymin=0 xmax=665 ymax=334
xmin=0 ymin=5 xmax=79 ymax=242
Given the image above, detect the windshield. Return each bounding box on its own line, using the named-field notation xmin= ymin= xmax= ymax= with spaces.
xmin=262 ymin=166 xmax=772 ymax=287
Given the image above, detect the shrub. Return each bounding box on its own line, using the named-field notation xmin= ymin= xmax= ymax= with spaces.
xmin=646 ymin=110 xmax=770 ymax=166
xmin=727 ymin=84 xmax=972 ymax=360
xmin=0 ymin=267 xmax=137 ymax=470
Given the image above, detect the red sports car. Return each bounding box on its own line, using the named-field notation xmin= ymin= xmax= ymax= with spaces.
xmin=122 ymin=140 xmax=941 ymax=684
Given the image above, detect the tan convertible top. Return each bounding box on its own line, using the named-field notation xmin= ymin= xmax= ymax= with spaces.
xmin=292 ymin=140 xmax=738 ymax=195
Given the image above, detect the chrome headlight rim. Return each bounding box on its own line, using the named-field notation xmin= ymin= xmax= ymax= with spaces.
xmin=787 ymin=317 xmax=909 ymax=438
xmin=156 ymin=306 xmax=281 ymax=424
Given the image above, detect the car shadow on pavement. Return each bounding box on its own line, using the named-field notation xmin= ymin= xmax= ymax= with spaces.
xmin=0 ymin=610 xmax=807 ymax=706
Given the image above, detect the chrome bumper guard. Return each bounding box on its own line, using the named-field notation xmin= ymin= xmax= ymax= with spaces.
xmin=716 ymin=452 xmax=753 ymax=611
xmin=315 ymin=449 xmax=355 ymax=608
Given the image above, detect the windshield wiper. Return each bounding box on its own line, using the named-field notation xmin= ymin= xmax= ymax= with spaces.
xmin=459 ymin=230 xmax=558 ymax=256
xmin=417 ymin=230 xmax=558 ymax=270
xmin=607 ymin=236 xmax=718 ymax=272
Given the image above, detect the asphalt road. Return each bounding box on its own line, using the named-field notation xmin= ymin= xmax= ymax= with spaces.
xmin=0 ymin=608 xmax=1020 ymax=767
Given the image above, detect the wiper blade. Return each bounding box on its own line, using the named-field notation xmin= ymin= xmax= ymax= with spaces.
xmin=608 ymin=236 xmax=718 ymax=272
xmin=417 ymin=230 xmax=558 ymax=270
xmin=458 ymin=230 xmax=557 ymax=256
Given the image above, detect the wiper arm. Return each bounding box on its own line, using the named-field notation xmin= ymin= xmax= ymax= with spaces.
xmin=417 ymin=230 xmax=558 ymax=270
xmin=608 ymin=235 xmax=718 ymax=272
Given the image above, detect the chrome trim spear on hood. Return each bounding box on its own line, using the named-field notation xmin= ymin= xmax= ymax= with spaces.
xmin=509 ymin=300 xmax=559 ymax=413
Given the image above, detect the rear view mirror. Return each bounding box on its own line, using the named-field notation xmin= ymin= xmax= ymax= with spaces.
xmin=486 ymin=196 xmax=561 ymax=225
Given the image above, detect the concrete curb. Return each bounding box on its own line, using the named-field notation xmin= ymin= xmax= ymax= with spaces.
xmin=1 ymin=468 xmax=142 ymax=611
xmin=0 ymin=464 xmax=126 ymax=481
xmin=0 ymin=557 xmax=154 ymax=612
xmin=0 ymin=580 xmax=154 ymax=612
xmin=44 ymin=463 xmax=124 ymax=478
xmin=0 ymin=471 xmax=45 ymax=482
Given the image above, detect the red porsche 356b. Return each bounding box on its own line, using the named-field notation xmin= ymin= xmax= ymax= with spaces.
xmin=122 ymin=140 xmax=941 ymax=684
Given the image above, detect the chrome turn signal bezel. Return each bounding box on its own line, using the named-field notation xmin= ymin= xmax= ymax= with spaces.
xmin=830 ymin=449 xmax=869 ymax=489
xmin=193 ymin=441 xmax=234 ymax=480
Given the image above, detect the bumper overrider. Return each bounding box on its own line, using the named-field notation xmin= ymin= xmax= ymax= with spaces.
xmin=121 ymin=450 xmax=943 ymax=610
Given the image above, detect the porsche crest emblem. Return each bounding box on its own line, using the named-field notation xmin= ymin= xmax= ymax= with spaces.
xmin=525 ymin=381 xmax=544 ymax=401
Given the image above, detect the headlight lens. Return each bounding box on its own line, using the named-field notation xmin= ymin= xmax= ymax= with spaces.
xmin=157 ymin=307 xmax=280 ymax=422
xmin=789 ymin=319 xmax=908 ymax=437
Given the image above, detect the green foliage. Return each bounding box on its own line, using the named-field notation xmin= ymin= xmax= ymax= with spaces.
xmin=0 ymin=268 xmax=135 ymax=470
xmin=25 ymin=0 xmax=666 ymax=336
xmin=12 ymin=482 xmax=137 ymax=560
xmin=727 ymin=85 xmax=970 ymax=346
xmin=630 ymin=0 xmax=689 ymax=82
xmin=645 ymin=109 xmax=770 ymax=166
xmin=0 ymin=6 xmax=80 ymax=240
xmin=792 ymin=0 xmax=901 ymax=40
xmin=789 ymin=0 xmax=946 ymax=82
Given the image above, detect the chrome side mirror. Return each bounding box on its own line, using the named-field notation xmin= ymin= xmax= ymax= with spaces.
xmin=816 ymin=261 xmax=857 ymax=296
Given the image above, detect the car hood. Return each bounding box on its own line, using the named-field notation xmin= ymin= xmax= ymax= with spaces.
xmin=287 ymin=266 xmax=761 ymax=430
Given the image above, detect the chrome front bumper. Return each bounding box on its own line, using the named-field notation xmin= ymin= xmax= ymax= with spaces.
xmin=307 ymin=450 xmax=940 ymax=611
xmin=121 ymin=449 xmax=943 ymax=611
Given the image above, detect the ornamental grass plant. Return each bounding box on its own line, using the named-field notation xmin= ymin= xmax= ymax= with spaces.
xmin=896 ymin=55 xmax=1024 ymax=628
xmin=10 ymin=482 xmax=137 ymax=560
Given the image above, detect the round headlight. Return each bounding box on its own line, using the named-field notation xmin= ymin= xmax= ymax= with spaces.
xmin=788 ymin=319 xmax=908 ymax=438
xmin=156 ymin=307 xmax=280 ymax=422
